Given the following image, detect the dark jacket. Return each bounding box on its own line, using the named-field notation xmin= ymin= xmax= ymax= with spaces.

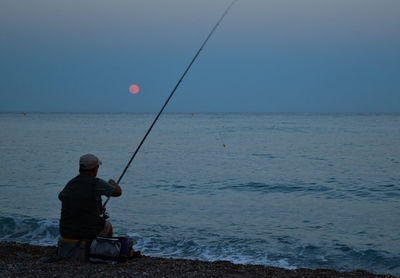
xmin=58 ymin=174 xmax=104 ymax=239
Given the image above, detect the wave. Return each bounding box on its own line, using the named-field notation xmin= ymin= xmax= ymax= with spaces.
xmin=1 ymin=215 xmax=399 ymax=276
xmin=0 ymin=214 xmax=295 ymax=269
xmin=215 ymin=181 xmax=400 ymax=202
xmin=218 ymin=182 xmax=332 ymax=194
xmin=0 ymin=215 xmax=59 ymax=246
xmin=295 ymin=243 xmax=400 ymax=275
xmin=128 ymin=232 xmax=296 ymax=270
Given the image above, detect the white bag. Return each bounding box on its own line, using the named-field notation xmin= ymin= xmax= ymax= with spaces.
xmin=89 ymin=236 xmax=121 ymax=264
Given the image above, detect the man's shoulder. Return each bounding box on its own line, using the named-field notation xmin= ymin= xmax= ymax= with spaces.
xmin=59 ymin=174 xmax=96 ymax=200
xmin=94 ymin=178 xmax=115 ymax=196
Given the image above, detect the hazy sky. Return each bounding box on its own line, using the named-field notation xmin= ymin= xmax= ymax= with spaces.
xmin=1 ymin=0 xmax=399 ymax=112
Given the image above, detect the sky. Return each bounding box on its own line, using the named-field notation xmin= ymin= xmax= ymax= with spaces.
xmin=0 ymin=0 xmax=399 ymax=113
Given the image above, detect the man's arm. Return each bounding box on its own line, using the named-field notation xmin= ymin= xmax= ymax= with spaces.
xmin=107 ymin=179 xmax=122 ymax=197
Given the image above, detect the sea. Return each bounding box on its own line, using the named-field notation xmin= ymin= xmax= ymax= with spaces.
xmin=0 ymin=112 xmax=399 ymax=275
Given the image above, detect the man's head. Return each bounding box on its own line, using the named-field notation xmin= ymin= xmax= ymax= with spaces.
xmin=79 ymin=154 xmax=102 ymax=176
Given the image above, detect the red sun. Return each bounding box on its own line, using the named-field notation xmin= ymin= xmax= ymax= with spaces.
xmin=129 ymin=84 xmax=140 ymax=94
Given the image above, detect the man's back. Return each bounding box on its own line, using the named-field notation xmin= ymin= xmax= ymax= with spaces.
xmin=59 ymin=174 xmax=104 ymax=239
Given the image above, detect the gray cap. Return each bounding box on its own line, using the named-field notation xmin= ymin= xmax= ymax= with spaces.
xmin=79 ymin=154 xmax=102 ymax=170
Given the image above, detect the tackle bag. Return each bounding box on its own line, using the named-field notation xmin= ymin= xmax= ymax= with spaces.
xmin=88 ymin=236 xmax=134 ymax=264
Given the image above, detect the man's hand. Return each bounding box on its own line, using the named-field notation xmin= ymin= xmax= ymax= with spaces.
xmin=108 ymin=179 xmax=122 ymax=197
xmin=108 ymin=179 xmax=117 ymax=186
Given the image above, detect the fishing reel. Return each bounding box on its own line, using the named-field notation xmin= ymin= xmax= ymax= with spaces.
xmin=102 ymin=197 xmax=110 ymax=220
xmin=102 ymin=211 xmax=110 ymax=220
xmin=101 ymin=203 xmax=110 ymax=220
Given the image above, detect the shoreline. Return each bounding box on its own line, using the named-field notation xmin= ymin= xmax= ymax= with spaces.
xmin=0 ymin=242 xmax=397 ymax=278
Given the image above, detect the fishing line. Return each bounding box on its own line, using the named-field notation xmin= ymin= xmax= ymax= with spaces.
xmin=103 ymin=0 xmax=237 ymax=208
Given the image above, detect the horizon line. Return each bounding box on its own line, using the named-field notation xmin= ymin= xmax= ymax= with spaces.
xmin=1 ymin=111 xmax=399 ymax=115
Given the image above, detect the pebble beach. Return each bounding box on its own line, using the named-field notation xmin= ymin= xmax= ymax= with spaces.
xmin=0 ymin=242 xmax=397 ymax=278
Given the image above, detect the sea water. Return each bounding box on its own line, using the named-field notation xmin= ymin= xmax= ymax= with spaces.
xmin=0 ymin=113 xmax=399 ymax=275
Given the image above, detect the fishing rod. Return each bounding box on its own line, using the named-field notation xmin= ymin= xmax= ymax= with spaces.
xmin=103 ymin=0 xmax=237 ymax=209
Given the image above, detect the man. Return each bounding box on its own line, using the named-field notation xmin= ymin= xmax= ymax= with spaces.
xmin=59 ymin=154 xmax=122 ymax=239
